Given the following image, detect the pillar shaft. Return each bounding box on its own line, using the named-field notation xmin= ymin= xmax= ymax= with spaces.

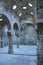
xmin=7 ymin=32 xmax=13 ymax=54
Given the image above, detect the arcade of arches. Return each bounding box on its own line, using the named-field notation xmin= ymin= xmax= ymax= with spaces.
xmin=0 ymin=0 xmax=43 ymax=65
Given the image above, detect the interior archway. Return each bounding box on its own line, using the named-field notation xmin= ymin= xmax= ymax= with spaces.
xmin=13 ymin=23 xmax=19 ymax=37
xmin=0 ymin=14 xmax=11 ymax=30
xmin=13 ymin=23 xmax=19 ymax=30
xmin=20 ymin=23 xmax=35 ymax=32
xmin=0 ymin=14 xmax=11 ymax=47
xmin=20 ymin=23 xmax=37 ymax=45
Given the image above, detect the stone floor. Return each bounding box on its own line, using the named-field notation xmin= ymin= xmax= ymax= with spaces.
xmin=0 ymin=45 xmax=37 ymax=65
xmin=0 ymin=54 xmax=37 ymax=65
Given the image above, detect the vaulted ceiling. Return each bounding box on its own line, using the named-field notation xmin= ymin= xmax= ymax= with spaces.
xmin=0 ymin=0 xmax=43 ymax=21
xmin=0 ymin=0 xmax=35 ymax=20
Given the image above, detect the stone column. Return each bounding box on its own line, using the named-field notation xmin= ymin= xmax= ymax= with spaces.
xmin=7 ymin=31 xmax=13 ymax=54
xmin=15 ymin=30 xmax=20 ymax=48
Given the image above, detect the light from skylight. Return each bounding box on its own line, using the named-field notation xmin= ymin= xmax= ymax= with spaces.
xmin=0 ymin=19 xmax=3 ymax=21
xmin=13 ymin=5 xmax=17 ymax=10
xmin=28 ymin=3 xmax=32 ymax=7
xmin=23 ymin=6 xmax=27 ymax=9
xmin=19 ymin=13 xmax=22 ymax=16
xmin=30 ymin=12 xmax=33 ymax=15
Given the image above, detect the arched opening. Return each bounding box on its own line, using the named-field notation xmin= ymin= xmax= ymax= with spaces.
xmin=13 ymin=23 xmax=19 ymax=37
xmin=20 ymin=23 xmax=35 ymax=32
xmin=13 ymin=23 xmax=20 ymax=48
xmin=13 ymin=23 xmax=19 ymax=30
xmin=0 ymin=14 xmax=11 ymax=30
xmin=20 ymin=23 xmax=37 ymax=45
xmin=0 ymin=14 xmax=11 ymax=47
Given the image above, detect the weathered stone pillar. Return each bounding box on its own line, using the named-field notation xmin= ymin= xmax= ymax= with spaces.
xmin=17 ymin=37 xmax=20 ymax=48
xmin=15 ymin=30 xmax=20 ymax=48
xmin=7 ymin=31 xmax=13 ymax=54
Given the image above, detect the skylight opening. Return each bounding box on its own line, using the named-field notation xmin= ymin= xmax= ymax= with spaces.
xmin=23 ymin=6 xmax=27 ymax=9
xmin=28 ymin=3 xmax=32 ymax=7
xmin=13 ymin=5 xmax=17 ymax=10
xmin=0 ymin=19 xmax=3 ymax=21
xmin=19 ymin=13 xmax=22 ymax=16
